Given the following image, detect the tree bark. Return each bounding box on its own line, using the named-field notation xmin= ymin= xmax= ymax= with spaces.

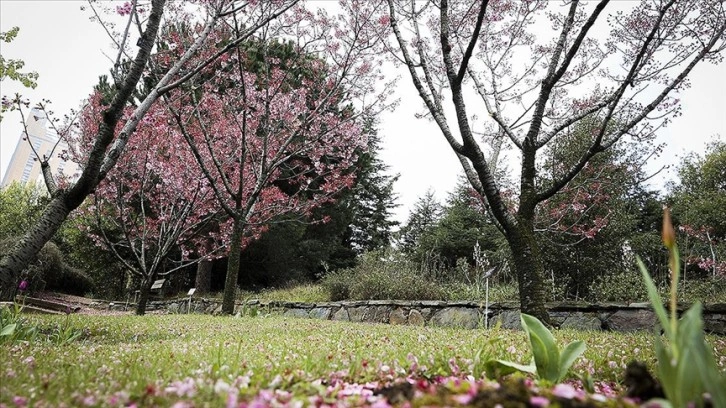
xmin=221 ymin=217 xmax=244 ymax=315
xmin=507 ymin=220 xmax=551 ymax=325
xmin=0 ymin=194 xmax=71 ymax=300
xmin=195 ymin=259 xmax=213 ymax=295
xmin=136 ymin=276 xmax=155 ymax=316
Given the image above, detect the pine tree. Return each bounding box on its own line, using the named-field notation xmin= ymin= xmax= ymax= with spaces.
xmin=346 ymin=121 xmax=400 ymax=254
xmin=398 ymin=189 xmax=442 ymax=255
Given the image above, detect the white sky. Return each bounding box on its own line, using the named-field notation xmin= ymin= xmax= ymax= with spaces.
xmin=1 ymin=1 xmax=724 ymax=225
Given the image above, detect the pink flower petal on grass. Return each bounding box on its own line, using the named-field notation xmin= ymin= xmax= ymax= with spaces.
xmin=453 ymin=394 xmax=473 ymax=404
xmin=552 ymin=384 xmax=578 ymax=399
xmin=530 ymin=396 xmax=550 ymax=407
xmin=370 ymin=399 xmax=392 ymax=408
xmin=12 ymin=396 xmax=27 ymax=408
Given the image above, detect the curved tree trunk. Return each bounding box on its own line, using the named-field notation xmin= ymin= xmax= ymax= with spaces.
xmin=0 ymin=195 xmax=72 ymax=300
xmin=195 ymin=259 xmax=213 ymax=295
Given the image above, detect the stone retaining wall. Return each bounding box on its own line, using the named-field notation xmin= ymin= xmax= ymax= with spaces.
xmin=127 ymin=298 xmax=726 ymax=334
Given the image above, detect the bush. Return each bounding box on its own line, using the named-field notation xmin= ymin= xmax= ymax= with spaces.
xmin=321 ymin=270 xmax=351 ymax=301
xmin=55 ymin=264 xmax=94 ymax=295
xmin=36 ymin=241 xmax=65 ymax=287
xmin=321 ymin=250 xmax=443 ymax=301
xmin=441 ymin=281 xmax=519 ymax=302
xmin=589 ymin=270 xmax=650 ymax=303
xmin=0 ymin=237 xmax=93 ymax=296
xmin=677 ymin=277 xmax=726 ymax=303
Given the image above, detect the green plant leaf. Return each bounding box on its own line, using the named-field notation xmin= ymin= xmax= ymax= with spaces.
xmin=655 ymin=336 xmax=678 ymax=403
xmin=677 ymin=303 xmax=725 ymax=407
xmin=0 ymin=323 xmax=16 ymax=336
xmin=558 ymin=340 xmax=586 ymax=382
xmin=636 ymin=256 xmax=671 ymax=338
xmin=520 ymin=313 xmax=560 ymax=382
xmin=484 ymin=359 xmax=536 ymax=379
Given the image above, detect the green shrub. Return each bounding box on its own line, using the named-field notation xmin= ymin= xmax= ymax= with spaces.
xmin=321 ymin=270 xmax=352 ymax=301
xmin=589 ymin=270 xmax=650 ymax=303
xmin=35 ymin=241 xmax=65 ymax=287
xmin=349 ymin=266 xmax=442 ymax=300
xmin=678 ymin=277 xmax=726 ymax=303
xmin=56 ymin=264 xmax=94 ymax=295
xmin=321 ymin=250 xmax=443 ymax=301
xmin=0 ymin=237 xmax=93 ymax=296
xmin=442 ymin=281 xmax=519 ymax=302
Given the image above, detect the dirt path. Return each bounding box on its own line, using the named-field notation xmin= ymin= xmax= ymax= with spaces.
xmin=32 ymin=292 xmax=136 ymax=316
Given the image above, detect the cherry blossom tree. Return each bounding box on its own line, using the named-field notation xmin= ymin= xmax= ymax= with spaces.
xmin=383 ymin=0 xmax=726 ymax=322
xmin=0 ymin=0 xmax=300 ymax=300
xmin=71 ymin=92 xmax=222 ymax=315
xmin=163 ymin=1 xmax=392 ymax=314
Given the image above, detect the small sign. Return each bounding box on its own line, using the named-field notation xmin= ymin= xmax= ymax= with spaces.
xmin=187 ymin=288 xmax=196 ymax=296
xmin=150 ymin=279 xmax=165 ymax=290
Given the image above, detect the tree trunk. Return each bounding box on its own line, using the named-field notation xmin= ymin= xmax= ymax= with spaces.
xmin=221 ymin=218 xmax=244 ymax=315
xmin=508 ymin=220 xmax=552 ymax=326
xmin=136 ymin=277 xmax=155 ymax=316
xmin=0 ymin=195 xmax=72 ymax=300
xmin=195 ymin=259 xmax=212 ymax=295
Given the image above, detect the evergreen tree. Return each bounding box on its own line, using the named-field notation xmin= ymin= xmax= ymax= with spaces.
xmin=346 ymin=121 xmax=400 ymax=254
xmin=422 ymin=180 xmax=504 ymax=269
xmin=398 ymin=189 xmax=442 ymax=255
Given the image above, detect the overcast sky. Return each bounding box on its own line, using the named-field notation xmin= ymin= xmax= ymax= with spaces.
xmin=1 ymin=1 xmax=724 ymax=225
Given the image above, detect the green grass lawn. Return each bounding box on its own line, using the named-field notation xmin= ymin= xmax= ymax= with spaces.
xmin=4 ymin=313 xmax=724 ymax=407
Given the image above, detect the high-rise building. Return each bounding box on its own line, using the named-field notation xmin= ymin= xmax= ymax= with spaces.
xmin=1 ymin=109 xmax=79 ymax=188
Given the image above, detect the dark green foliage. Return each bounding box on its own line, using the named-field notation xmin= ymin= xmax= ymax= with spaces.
xmin=424 ymin=181 xmax=504 ymax=269
xmin=669 ymin=140 xmax=726 ymax=279
xmin=235 ymin=121 xmax=399 ymax=288
xmin=397 ymin=189 xmax=442 ymax=256
xmin=57 ymin=264 xmax=94 ymax=296
xmin=239 ymin=204 xmax=354 ymax=287
xmin=0 ymin=182 xmax=102 ymax=296
xmin=589 ymin=270 xmax=649 ymax=303
xmin=320 ymin=269 xmax=351 ymax=301
xmin=0 ymin=238 xmax=92 ymax=295
xmin=54 ymin=213 xmax=125 ymax=299
xmin=397 ymin=182 xmax=508 ymax=286
xmin=346 ymin=121 xmax=399 ymax=254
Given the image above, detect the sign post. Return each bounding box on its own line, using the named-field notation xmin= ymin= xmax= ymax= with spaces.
xmin=187 ymin=288 xmax=196 ymax=314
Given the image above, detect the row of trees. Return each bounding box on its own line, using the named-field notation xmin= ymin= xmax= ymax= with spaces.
xmin=1 ymin=0 xmax=724 ymax=323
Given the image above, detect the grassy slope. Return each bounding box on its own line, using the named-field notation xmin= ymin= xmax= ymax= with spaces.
xmin=3 ymin=314 xmax=724 ymax=406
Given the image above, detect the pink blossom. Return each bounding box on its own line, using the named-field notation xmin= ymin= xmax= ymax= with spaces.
xmin=453 ymin=394 xmax=474 ymax=404
xmin=21 ymin=356 xmax=35 ymax=370
xmin=552 ymin=383 xmax=578 ymax=399
xmin=12 ymin=396 xmax=27 ymax=407
xmin=530 ymin=396 xmax=550 ymax=407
